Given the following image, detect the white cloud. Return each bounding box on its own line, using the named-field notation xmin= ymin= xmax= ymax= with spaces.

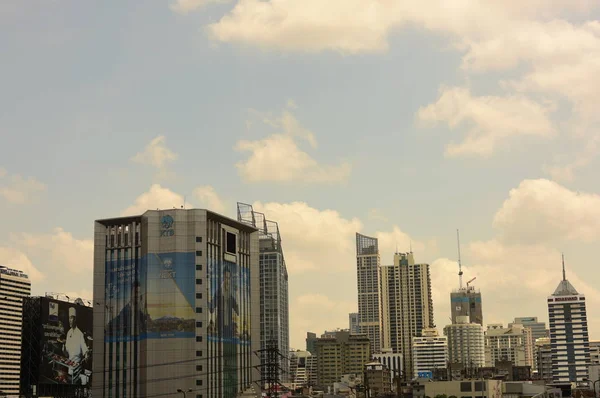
xmin=0 ymin=168 xmax=46 ymax=204
xmin=170 ymin=0 xmax=230 ymax=14
xmin=131 ymin=136 xmax=178 ymax=170
xmin=122 ymin=184 xmax=189 ymax=216
xmin=417 ymin=87 xmax=556 ymax=157
xmin=0 ymin=247 xmax=44 ymax=282
xmin=235 ymin=109 xmax=351 ymax=183
xmin=193 ymin=185 xmax=227 ymax=215
xmin=493 ymin=179 xmax=600 ymax=244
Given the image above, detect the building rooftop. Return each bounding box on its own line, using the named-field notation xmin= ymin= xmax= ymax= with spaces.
xmin=553 ymin=254 xmax=579 ymax=296
xmin=0 ymin=265 xmax=28 ymax=279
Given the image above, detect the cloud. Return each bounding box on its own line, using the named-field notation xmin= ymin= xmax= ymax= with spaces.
xmin=368 ymin=208 xmax=388 ymax=223
xmin=0 ymin=247 xmax=44 ymax=282
xmin=131 ymin=136 xmax=178 ymax=171
xmin=170 ymin=0 xmax=230 ymax=14
xmin=122 ymin=184 xmax=189 ymax=216
xmin=193 ymin=185 xmax=227 ymax=215
xmin=493 ymin=179 xmax=600 ymax=244
xmin=235 ymin=109 xmax=351 ymax=183
xmin=417 ymin=87 xmax=556 ymax=157
xmin=0 ymin=168 xmax=46 ymax=204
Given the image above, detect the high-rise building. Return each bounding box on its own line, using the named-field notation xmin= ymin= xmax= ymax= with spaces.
xmin=450 ymin=285 xmax=483 ymax=326
xmin=535 ymin=337 xmax=552 ymax=382
xmin=237 ymin=203 xmax=290 ymax=382
xmin=381 ymin=252 xmax=434 ymax=377
xmin=412 ymin=328 xmax=448 ymax=378
xmin=484 ymin=324 xmax=533 ymax=368
xmin=315 ymin=331 xmax=370 ymax=388
xmin=289 ymin=350 xmax=316 ymax=389
xmin=444 ymin=316 xmax=485 ymax=369
xmin=306 ymin=332 xmax=317 ymax=355
xmin=356 ymin=233 xmax=382 ymax=354
xmin=0 ymin=266 xmax=30 ymax=397
xmin=547 ymin=256 xmax=590 ymax=383
xmin=349 ymin=312 xmax=360 ymax=334
xmin=92 ymin=209 xmax=260 ymax=398
xmin=509 ymin=317 xmax=548 ymax=343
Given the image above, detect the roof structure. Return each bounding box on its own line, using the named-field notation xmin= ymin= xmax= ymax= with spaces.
xmin=552 ymin=254 xmax=579 ymax=296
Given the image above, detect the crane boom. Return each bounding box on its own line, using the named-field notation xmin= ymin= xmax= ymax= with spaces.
xmin=466 ymin=277 xmax=476 ymax=287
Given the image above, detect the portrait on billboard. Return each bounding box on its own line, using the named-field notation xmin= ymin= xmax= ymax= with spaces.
xmin=40 ymin=299 xmax=93 ymax=386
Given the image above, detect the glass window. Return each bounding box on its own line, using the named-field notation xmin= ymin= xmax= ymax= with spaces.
xmin=196 ymin=237 xmax=202 ymax=243
xmin=461 ymin=382 xmax=472 ymax=392
xmin=196 ymin=250 xmax=203 ymax=256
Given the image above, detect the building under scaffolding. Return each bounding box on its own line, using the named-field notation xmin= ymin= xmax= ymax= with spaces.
xmin=237 ymin=203 xmax=290 ymax=384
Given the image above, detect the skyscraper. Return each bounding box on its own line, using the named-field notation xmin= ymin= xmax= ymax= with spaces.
xmin=356 ymin=233 xmax=382 ymax=353
xmin=92 ymin=209 xmax=260 ymax=398
xmin=547 ymin=256 xmax=590 ymax=383
xmin=237 ymin=203 xmax=290 ymax=382
xmin=0 ymin=266 xmax=30 ymax=397
xmin=349 ymin=312 xmax=360 ymax=334
xmin=381 ymin=252 xmax=434 ymax=377
xmin=444 ymin=316 xmax=485 ymax=370
xmin=306 ymin=332 xmax=317 ymax=355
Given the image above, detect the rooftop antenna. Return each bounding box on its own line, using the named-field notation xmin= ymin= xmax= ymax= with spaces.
xmin=183 ymin=196 xmax=186 ymax=209
xmin=409 ymin=241 xmax=412 ymax=253
xmin=562 ymin=253 xmax=566 ymax=281
xmin=457 ymin=229 xmax=463 ymax=289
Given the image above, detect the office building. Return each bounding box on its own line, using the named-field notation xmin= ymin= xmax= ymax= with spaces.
xmin=444 ymin=316 xmax=485 ymax=369
xmin=356 ymin=233 xmax=383 ymax=353
xmin=450 ymin=284 xmax=483 ymax=326
xmin=381 ymin=252 xmax=434 ymax=377
xmin=373 ymin=350 xmax=402 ymax=387
xmin=306 ymin=332 xmax=317 ymax=355
xmin=0 ymin=266 xmax=30 ymax=397
xmin=547 ymin=256 xmax=590 ymax=383
xmin=289 ymin=350 xmax=316 ymax=389
xmin=535 ymin=337 xmax=552 ymax=382
xmin=485 ymin=324 xmax=533 ymax=368
xmin=509 ymin=317 xmax=548 ymax=343
xmin=589 ymin=341 xmax=600 ymax=365
xmin=93 ymin=209 xmax=260 ymax=398
xmin=412 ymin=328 xmax=448 ymax=378
xmin=237 ymin=203 xmax=290 ymax=382
xmin=349 ymin=312 xmax=360 ymax=334
xmin=315 ymin=331 xmax=370 ymax=388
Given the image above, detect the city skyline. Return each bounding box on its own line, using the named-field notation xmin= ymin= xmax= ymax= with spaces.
xmin=2 ymin=1 xmax=600 ymax=352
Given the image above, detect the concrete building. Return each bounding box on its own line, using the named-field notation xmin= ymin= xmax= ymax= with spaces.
xmin=413 ymin=379 xmax=503 ymax=398
xmin=510 ymin=317 xmax=548 ymax=343
xmin=306 ymin=332 xmax=317 ymax=355
xmin=289 ymin=350 xmax=316 ymax=389
xmin=0 ymin=266 xmax=30 ymax=397
xmin=381 ymin=252 xmax=434 ymax=378
xmin=444 ymin=316 xmax=485 ymax=370
xmin=315 ymin=331 xmax=370 ymax=388
xmin=237 ymin=203 xmax=290 ymax=382
xmin=349 ymin=312 xmax=360 ymax=334
xmin=485 ymin=324 xmax=533 ymax=368
xmin=356 ymin=233 xmax=382 ymax=354
xmin=365 ymin=362 xmax=392 ymax=396
xmin=450 ymin=284 xmax=483 ymax=326
xmin=589 ymin=341 xmax=600 ymax=365
xmin=412 ymin=328 xmax=448 ymax=379
xmin=547 ymin=256 xmax=590 ymax=383
xmin=535 ymin=337 xmax=552 ymax=382
xmin=92 ymin=209 xmax=260 ymax=398
xmin=373 ymin=350 xmax=402 ymax=387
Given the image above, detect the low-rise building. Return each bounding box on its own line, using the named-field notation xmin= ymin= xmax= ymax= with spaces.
xmin=413 ymin=379 xmax=503 ymax=398
xmin=412 ymin=328 xmax=448 ymax=379
xmin=365 ymin=362 xmax=392 ymax=397
xmin=289 ymin=350 xmax=316 ymax=389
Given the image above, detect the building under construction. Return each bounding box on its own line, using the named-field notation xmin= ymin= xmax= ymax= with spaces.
xmin=450 ymin=231 xmax=483 ymax=326
xmin=237 ymin=203 xmax=290 ymax=385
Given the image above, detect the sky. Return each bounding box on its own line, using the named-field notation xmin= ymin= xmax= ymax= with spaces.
xmin=1 ymin=0 xmax=600 ymax=350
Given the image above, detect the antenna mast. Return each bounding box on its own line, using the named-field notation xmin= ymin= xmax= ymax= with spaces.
xmin=562 ymin=253 xmax=566 ymax=281
xmin=457 ymin=229 xmax=463 ymax=289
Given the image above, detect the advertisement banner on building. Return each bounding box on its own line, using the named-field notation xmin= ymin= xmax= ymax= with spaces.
xmin=39 ymin=298 xmax=93 ymax=386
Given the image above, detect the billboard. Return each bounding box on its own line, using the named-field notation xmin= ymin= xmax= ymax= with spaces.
xmin=39 ymin=298 xmax=93 ymax=386
xmin=105 ymin=251 xmax=196 ymax=342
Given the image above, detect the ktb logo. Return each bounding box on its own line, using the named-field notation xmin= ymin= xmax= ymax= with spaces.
xmin=160 ymin=215 xmax=175 ymax=237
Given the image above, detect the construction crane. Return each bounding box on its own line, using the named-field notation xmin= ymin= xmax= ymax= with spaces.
xmin=466 ymin=277 xmax=476 ymax=288
xmin=456 ymin=229 xmax=463 ymax=289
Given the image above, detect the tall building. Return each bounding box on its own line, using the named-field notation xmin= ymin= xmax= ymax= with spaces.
xmin=450 ymin=284 xmax=483 ymax=325
xmin=381 ymin=252 xmax=434 ymax=377
xmin=349 ymin=312 xmax=360 ymax=334
xmin=444 ymin=316 xmax=485 ymax=369
xmin=535 ymin=337 xmax=552 ymax=382
xmin=547 ymin=256 xmax=590 ymax=383
xmin=356 ymin=233 xmax=382 ymax=353
xmin=92 ymin=209 xmax=260 ymax=398
xmin=0 ymin=266 xmax=30 ymax=397
xmin=237 ymin=203 xmax=290 ymax=381
xmin=315 ymin=331 xmax=370 ymax=388
xmin=509 ymin=317 xmax=548 ymax=343
xmin=484 ymin=324 xmax=533 ymax=367
xmin=412 ymin=328 xmax=448 ymax=378
xmin=306 ymin=332 xmax=317 ymax=355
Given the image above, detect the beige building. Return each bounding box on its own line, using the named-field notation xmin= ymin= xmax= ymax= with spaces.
xmin=485 ymin=324 xmax=533 ymax=368
xmin=535 ymin=337 xmax=552 ymax=381
xmin=315 ymin=331 xmax=371 ymax=388
xmin=414 ymin=379 xmax=502 ymax=398
xmin=356 ymin=233 xmax=383 ymax=354
xmin=365 ymin=362 xmax=392 ymax=396
xmin=445 ymin=316 xmax=485 ymax=369
xmin=412 ymin=328 xmax=448 ymax=378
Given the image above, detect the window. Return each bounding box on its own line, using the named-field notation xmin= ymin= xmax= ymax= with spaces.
xmin=196 ymin=307 xmax=202 ymax=314
xmin=196 ymin=351 xmax=202 ymax=357
xmin=196 ymin=336 xmax=203 ymax=342
xmin=196 ymin=279 xmax=202 ymax=285
xmin=196 ymin=250 xmax=203 ymax=257
xmin=196 ymin=395 xmax=203 ymax=398
xmin=226 ymin=232 xmax=236 ymax=254
xmin=196 ymin=365 xmax=203 ymax=371
xmin=196 ymin=321 xmax=202 ymax=328
xmin=196 ymin=264 xmax=202 ymax=271
xmin=196 ymin=293 xmax=202 ymax=299
xmin=460 ymin=382 xmax=472 ymax=392
xmin=196 ymin=380 xmax=203 ymax=386
xmin=474 ymin=382 xmax=486 ymax=392
xmin=196 ymin=237 xmax=202 ymax=243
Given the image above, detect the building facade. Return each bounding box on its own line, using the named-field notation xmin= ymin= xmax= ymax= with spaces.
xmin=547 ymin=259 xmax=590 ymax=383
xmin=356 ymin=233 xmax=382 ymax=354
xmin=412 ymin=328 xmax=448 ymax=379
xmin=444 ymin=316 xmax=485 ymax=370
xmin=509 ymin=317 xmax=548 ymax=343
xmin=485 ymin=324 xmax=533 ymax=368
xmin=349 ymin=313 xmax=360 ymax=334
xmin=92 ymin=209 xmax=260 ymax=398
xmin=381 ymin=252 xmax=434 ymax=377
xmin=365 ymin=362 xmax=392 ymax=396
xmin=535 ymin=337 xmax=552 ymax=381
xmin=0 ymin=266 xmax=30 ymax=397
xmin=289 ymin=350 xmax=316 ymax=389
xmin=373 ymin=350 xmax=402 ymax=387
xmin=315 ymin=331 xmax=370 ymax=388
xmin=237 ymin=203 xmax=290 ymax=382
xmin=450 ymin=285 xmax=483 ymax=326
xmin=589 ymin=341 xmax=600 ymax=365
xmin=306 ymin=332 xmax=317 ymax=355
